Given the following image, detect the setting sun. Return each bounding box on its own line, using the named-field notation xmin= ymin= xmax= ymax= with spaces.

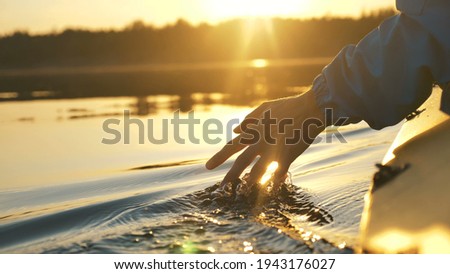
xmin=251 ymin=59 xmax=269 ymax=68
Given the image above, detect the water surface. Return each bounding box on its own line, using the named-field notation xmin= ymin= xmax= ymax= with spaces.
xmin=0 ymin=95 xmax=401 ymax=253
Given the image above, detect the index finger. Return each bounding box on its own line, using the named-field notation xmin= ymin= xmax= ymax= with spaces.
xmin=205 ymin=135 xmax=247 ymax=170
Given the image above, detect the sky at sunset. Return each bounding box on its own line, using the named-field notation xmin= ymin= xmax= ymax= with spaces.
xmin=0 ymin=0 xmax=395 ymax=35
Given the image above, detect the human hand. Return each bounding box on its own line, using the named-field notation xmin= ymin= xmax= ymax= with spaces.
xmin=206 ymin=90 xmax=326 ymax=186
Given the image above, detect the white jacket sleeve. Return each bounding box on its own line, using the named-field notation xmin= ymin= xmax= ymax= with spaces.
xmin=312 ymin=0 xmax=450 ymax=129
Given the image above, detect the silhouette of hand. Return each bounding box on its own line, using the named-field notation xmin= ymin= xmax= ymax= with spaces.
xmin=206 ymin=90 xmax=326 ymax=186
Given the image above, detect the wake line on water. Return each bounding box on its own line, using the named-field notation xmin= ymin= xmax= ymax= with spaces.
xmin=0 ymin=174 xmax=351 ymax=254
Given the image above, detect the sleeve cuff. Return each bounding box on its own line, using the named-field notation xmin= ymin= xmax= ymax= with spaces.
xmin=311 ymin=74 xmax=361 ymax=126
xmin=311 ymin=74 xmax=330 ymax=110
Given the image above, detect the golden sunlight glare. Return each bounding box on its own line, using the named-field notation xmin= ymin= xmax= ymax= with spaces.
xmin=251 ymin=59 xmax=268 ymax=68
xmin=259 ymin=161 xmax=279 ymax=185
xmin=239 ymin=17 xmax=278 ymax=60
xmin=207 ymin=0 xmax=311 ymax=18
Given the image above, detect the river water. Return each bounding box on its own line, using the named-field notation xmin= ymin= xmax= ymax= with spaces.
xmin=0 ymin=93 xmax=401 ymax=253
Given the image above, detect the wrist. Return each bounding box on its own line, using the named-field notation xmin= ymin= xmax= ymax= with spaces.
xmin=303 ymin=89 xmax=326 ymax=123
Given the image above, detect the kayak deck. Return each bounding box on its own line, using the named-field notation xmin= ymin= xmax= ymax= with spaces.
xmin=360 ymin=88 xmax=450 ymax=253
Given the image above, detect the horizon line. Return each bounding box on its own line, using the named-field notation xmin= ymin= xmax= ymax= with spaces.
xmin=0 ymin=7 xmax=395 ymax=38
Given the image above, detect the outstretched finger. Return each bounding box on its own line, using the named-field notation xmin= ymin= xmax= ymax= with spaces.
xmin=206 ymin=120 xmax=264 ymax=170
xmin=221 ymin=145 xmax=260 ymax=186
xmin=233 ymin=102 xmax=271 ymax=134
xmin=205 ymin=135 xmax=247 ymax=170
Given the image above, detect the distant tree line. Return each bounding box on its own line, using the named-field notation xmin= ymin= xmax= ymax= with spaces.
xmin=0 ymin=9 xmax=396 ymax=70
